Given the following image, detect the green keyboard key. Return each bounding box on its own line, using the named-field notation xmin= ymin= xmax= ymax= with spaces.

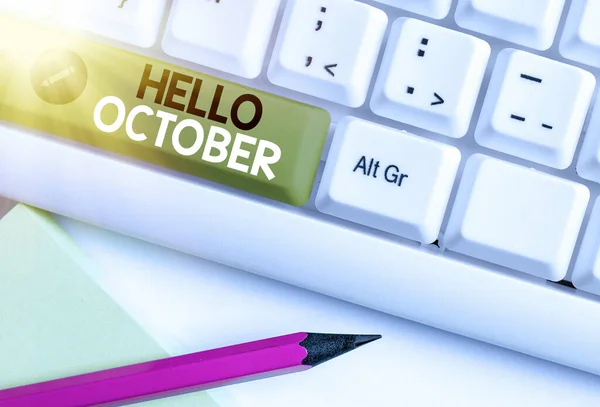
xmin=0 ymin=17 xmax=330 ymax=206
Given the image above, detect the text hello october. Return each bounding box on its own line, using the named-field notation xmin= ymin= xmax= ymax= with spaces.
xmin=92 ymin=64 xmax=282 ymax=181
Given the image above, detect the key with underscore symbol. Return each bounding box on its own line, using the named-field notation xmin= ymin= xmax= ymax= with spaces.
xmin=475 ymin=49 xmax=594 ymax=169
xmin=0 ymin=16 xmax=330 ymax=206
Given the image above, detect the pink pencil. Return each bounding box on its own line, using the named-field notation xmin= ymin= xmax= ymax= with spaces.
xmin=0 ymin=332 xmax=381 ymax=407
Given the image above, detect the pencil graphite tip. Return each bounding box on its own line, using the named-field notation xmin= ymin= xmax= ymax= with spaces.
xmin=353 ymin=334 xmax=383 ymax=348
xmin=300 ymin=333 xmax=382 ymax=367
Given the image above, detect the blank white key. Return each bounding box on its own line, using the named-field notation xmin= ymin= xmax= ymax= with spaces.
xmin=446 ymin=154 xmax=589 ymax=281
xmin=455 ymin=0 xmax=566 ymax=50
xmin=475 ymin=49 xmax=594 ymax=169
xmin=371 ymin=18 xmax=490 ymax=138
xmin=59 ymin=0 xmax=167 ymax=48
xmin=163 ymin=0 xmax=280 ymax=79
xmin=372 ymin=0 xmax=452 ymax=19
xmin=267 ymin=0 xmax=387 ymax=107
xmin=573 ymin=198 xmax=600 ymax=295
xmin=560 ymin=0 xmax=600 ymax=68
xmin=316 ymin=117 xmax=460 ymax=243
xmin=577 ymin=99 xmax=600 ymax=183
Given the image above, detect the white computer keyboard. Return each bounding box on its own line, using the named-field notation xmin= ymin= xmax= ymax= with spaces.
xmin=2 ymin=0 xmax=600 ymax=375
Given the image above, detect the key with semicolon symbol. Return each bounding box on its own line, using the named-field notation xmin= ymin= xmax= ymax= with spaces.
xmin=370 ymin=18 xmax=490 ymax=138
xmin=0 ymin=16 xmax=330 ymax=207
xmin=268 ymin=0 xmax=387 ymax=107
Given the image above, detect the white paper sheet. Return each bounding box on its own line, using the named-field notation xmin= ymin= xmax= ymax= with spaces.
xmin=57 ymin=216 xmax=600 ymax=407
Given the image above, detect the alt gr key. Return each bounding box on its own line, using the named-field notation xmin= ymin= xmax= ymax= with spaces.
xmin=316 ymin=117 xmax=460 ymax=243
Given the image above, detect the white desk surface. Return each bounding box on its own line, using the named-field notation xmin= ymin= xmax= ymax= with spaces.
xmin=0 ymin=195 xmax=599 ymax=407
xmin=39 ymin=213 xmax=600 ymax=407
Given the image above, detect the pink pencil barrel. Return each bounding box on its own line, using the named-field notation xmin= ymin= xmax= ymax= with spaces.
xmin=0 ymin=333 xmax=310 ymax=407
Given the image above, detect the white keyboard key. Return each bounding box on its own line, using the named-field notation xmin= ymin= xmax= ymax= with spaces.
xmin=371 ymin=18 xmax=490 ymax=138
xmin=6 ymin=126 xmax=600 ymax=375
xmin=560 ymin=0 xmax=600 ymax=68
xmin=316 ymin=117 xmax=460 ymax=243
xmin=163 ymin=0 xmax=280 ymax=79
xmin=372 ymin=0 xmax=452 ymax=19
xmin=60 ymin=0 xmax=167 ymax=48
xmin=446 ymin=154 xmax=589 ymax=281
xmin=267 ymin=0 xmax=387 ymax=107
xmin=577 ymin=99 xmax=600 ymax=183
xmin=455 ymin=0 xmax=566 ymax=50
xmin=475 ymin=49 xmax=594 ymax=169
xmin=573 ymin=198 xmax=600 ymax=296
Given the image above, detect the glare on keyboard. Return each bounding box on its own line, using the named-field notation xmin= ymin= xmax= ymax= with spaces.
xmin=0 ymin=18 xmax=70 ymax=61
xmin=0 ymin=0 xmax=56 ymax=18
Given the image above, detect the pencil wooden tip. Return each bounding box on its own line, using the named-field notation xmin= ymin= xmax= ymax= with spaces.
xmin=300 ymin=333 xmax=382 ymax=367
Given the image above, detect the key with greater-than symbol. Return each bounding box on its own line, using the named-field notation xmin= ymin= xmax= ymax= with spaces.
xmin=268 ymin=0 xmax=387 ymax=108
xmin=0 ymin=16 xmax=330 ymax=206
xmin=371 ymin=18 xmax=490 ymax=138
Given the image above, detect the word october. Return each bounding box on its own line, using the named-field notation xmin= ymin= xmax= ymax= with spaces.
xmin=92 ymin=64 xmax=282 ymax=181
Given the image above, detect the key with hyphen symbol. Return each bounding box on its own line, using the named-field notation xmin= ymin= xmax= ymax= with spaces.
xmin=475 ymin=49 xmax=594 ymax=169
